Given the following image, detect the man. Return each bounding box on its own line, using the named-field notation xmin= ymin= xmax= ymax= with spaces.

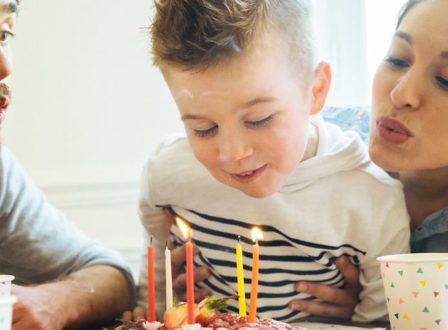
xmin=0 ymin=1 xmax=134 ymax=329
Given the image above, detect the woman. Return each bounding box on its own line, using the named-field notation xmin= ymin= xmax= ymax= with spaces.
xmin=289 ymin=0 xmax=448 ymax=319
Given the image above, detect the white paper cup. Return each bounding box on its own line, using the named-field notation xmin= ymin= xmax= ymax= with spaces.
xmin=0 ymin=295 xmax=17 ymax=330
xmin=378 ymin=253 xmax=448 ymax=330
xmin=0 ymin=276 xmax=14 ymax=297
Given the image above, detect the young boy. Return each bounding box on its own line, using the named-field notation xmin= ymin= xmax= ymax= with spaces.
xmin=138 ymin=0 xmax=410 ymax=323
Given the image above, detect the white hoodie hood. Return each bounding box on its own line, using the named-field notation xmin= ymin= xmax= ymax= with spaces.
xmin=280 ymin=114 xmax=374 ymax=193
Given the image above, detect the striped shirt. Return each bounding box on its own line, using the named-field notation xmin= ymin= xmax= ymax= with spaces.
xmin=169 ymin=208 xmax=365 ymax=322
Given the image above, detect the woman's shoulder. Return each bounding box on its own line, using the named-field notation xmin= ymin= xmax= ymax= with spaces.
xmin=411 ymin=207 xmax=448 ymax=252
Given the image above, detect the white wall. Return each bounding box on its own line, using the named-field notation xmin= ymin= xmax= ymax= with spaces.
xmin=366 ymin=0 xmax=407 ymax=91
xmin=3 ymin=1 xmax=374 ymax=277
xmin=313 ymin=0 xmax=370 ymax=107
xmin=6 ymin=0 xmax=182 ymax=186
xmin=4 ymin=0 xmax=183 ymax=277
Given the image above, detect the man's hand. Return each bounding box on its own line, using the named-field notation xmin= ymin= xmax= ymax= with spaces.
xmin=11 ymin=265 xmax=131 ymax=330
xmin=288 ymin=256 xmax=361 ymax=320
xmin=170 ymin=243 xmax=211 ymax=303
xmin=12 ymin=284 xmax=66 ymax=330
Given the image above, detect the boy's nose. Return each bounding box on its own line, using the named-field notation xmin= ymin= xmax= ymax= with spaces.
xmin=218 ymin=132 xmax=253 ymax=163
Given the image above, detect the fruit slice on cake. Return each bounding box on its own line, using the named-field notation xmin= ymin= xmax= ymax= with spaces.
xmin=164 ymin=296 xmax=230 ymax=329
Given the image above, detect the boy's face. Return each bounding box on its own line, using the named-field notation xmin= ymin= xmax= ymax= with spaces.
xmin=165 ymin=41 xmax=329 ymax=198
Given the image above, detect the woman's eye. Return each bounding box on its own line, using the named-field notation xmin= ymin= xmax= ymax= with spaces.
xmin=436 ymin=76 xmax=448 ymax=89
xmin=385 ymin=56 xmax=409 ymax=68
xmin=245 ymin=115 xmax=273 ymax=128
xmin=0 ymin=30 xmax=14 ymax=44
xmin=193 ymin=125 xmax=218 ymax=137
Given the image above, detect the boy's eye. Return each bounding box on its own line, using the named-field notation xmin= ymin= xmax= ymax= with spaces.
xmin=245 ymin=115 xmax=273 ymax=128
xmin=193 ymin=125 xmax=218 ymax=137
xmin=0 ymin=30 xmax=14 ymax=44
xmin=436 ymin=76 xmax=448 ymax=90
xmin=385 ymin=56 xmax=409 ymax=68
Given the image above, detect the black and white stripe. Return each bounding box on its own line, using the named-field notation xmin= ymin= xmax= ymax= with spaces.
xmin=169 ymin=208 xmax=365 ymax=322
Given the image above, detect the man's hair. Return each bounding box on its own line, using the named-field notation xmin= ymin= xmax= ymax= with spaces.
xmin=150 ymin=0 xmax=314 ymax=73
xmin=396 ymin=0 xmax=425 ymax=29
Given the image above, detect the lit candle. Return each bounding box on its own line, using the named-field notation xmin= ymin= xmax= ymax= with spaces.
xmin=236 ymin=236 xmax=246 ymax=317
xmin=176 ymin=216 xmax=195 ymax=324
xmin=165 ymin=243 xmax=173 ymax=310
xmin=248 ymin=227 xmax=263 ymax=323
xmin=147 ymin=237 xmax=156 ymax=322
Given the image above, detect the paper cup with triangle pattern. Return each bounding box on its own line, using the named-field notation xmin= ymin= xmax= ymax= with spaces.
xmin=378 ymin=253 xmax=448 ymax=330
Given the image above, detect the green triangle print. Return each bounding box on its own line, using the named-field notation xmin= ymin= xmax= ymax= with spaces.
xmin=394 ymin=313 xmax=400 ymax=319
xmin=417 ymin=268 xmax=424 ymax=273
xmin=398 ymin=270 xmax=404 ymax=276
xmin=391 ymin=282 xmax=395 ymax=288
xmin=422 ymin=306 xmax=429 ymax=313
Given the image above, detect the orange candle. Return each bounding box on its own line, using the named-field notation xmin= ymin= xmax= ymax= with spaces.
xmin=147 ymin=237 xmax=156 ymax=321
xmin=248 ymin=227 xmax=263 ymax=323
xmin=176 ymin=216 xmax=195 ymax=324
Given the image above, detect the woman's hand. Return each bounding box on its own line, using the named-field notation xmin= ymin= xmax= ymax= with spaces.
xmin=288 ymin=256 xmax=361 ymax=320
xmin=170 ymin=243 xmax=211 ymax=303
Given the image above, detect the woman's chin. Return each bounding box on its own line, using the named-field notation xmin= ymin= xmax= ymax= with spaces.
xmin=369 ymin=144 xmax=403 ymax=173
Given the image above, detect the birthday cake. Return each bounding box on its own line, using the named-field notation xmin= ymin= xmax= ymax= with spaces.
xmin=116 ymin=297 xmax=307 ymax=330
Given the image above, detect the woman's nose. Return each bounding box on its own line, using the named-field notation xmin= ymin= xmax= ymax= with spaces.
xmin=390 ymin=70 xmax=422 ymax=111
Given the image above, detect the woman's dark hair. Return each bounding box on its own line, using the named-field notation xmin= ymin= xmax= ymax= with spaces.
xmin=396 ymin=0 xmax=426 ymax=29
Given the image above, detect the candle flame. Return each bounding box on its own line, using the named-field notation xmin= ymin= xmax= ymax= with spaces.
xmin=251 ymin=227 xmax=263 ymax=242
xmin=176 ymin=216 xmax=192 ymax=240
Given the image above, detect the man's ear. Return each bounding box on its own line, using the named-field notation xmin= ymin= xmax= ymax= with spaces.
xmin=309 ymin=62 xmax=331 ymax=115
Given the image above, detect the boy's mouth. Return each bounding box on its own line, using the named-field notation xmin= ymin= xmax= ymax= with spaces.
xmin=230 ymin=165 xmax=268 ymax=183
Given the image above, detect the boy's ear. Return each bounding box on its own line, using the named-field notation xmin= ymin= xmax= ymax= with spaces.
xmin=309 ymin=62 xmax=331 ymax=115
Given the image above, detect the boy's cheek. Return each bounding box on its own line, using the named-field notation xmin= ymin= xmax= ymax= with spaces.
xmin=190 ymin=144 xmax=216 ymax=169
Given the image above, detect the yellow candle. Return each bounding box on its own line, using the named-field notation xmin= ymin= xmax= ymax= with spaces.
xmin=248 ymin=227 xmax=263 ymax=323
xmin=236 ymin=236 xmax=246 ymax=317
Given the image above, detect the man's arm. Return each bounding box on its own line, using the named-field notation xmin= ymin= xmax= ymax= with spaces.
xmin=12 ymin=265 xmax=131 ymax=330
xmin=0 ymin=148 xmax=135 ymax=329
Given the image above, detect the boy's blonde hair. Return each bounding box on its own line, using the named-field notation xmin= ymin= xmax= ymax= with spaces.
xmin=150 ymin=0 xmax=314 ymax=74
